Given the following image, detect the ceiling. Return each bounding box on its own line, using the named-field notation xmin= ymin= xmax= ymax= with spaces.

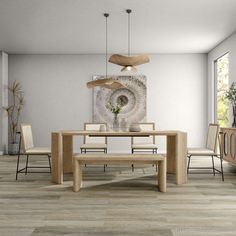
xmin=0 ymin=0 xmax=236 ymax=54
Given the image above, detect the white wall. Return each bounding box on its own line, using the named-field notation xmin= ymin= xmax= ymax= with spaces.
xmin=9 ymin=54 xmax=207 ymax=152
xmin=208 ymin=32 xmax=236 ymax=124
xmin=0 ymin=52 xmax=8 ymax=154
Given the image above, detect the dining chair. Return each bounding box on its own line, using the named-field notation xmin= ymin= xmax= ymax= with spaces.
xmin=187 ymin=123 xmax=224 ymax=181
xmin=80 ymin=123 xmax=108 ymax=171
xmin=131 ymin=122 xmax=158 ymax=171
xmin=80 ymin=123 xmax=108 ymax=153
xmin=131 ymin=122 xmax=158 ymax=153
xmin=16 ymin=124 xmax=51 ymax=180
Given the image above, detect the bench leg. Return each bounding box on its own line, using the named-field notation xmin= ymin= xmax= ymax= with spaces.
xmin=73 ymin=160 xmax=82 ymax=192
xmin=158 ymin=159 xmax=166 ymax=193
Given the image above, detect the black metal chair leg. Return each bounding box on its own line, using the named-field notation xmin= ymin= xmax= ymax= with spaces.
xmin=211 ymin=156 xmax=215 ymax=176
xmin=48 ymin=155 xmax=51 ymax=172
xmin=220 ymin=156 xmax=224 ymax=181
xmin=16 ymin=133 xmax=22 ymax=180
xmin=131 ymin=149 xmax=134 ymax=171
xmin=82 ymin=149 xmax=87 ymax=167
xmin=187 ymin=156 xmax=190 ymax=173
xmin=103 ymin=149 xmax=106 ymax=172
xmin=152 ymin=149 xmax=158 ymax=168
xmin=16 ymin=153 xmax=20 ymax=180
xmin=187 ymin=156 xmax=191 ymax=174
xmin=25 ymin=155 xmax=29 ymax=175
xmin=152 ymin=149 xmax=155 ymax=167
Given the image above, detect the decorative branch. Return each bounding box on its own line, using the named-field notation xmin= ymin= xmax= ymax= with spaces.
xmin=2 ymin=81 xmax=24 ymax=144
xmin=106 ymin=101 xmax=122 ymax=116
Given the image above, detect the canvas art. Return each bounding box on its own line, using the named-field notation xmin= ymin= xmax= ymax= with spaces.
xmin=93 ymin=75 xmax=147 ymax=128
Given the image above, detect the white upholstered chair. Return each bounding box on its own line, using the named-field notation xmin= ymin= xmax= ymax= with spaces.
xmin=80 ymin=123 xmax=107 ymax=153
xmin=131 ymin=122 xmax=158 ymax=171
xmin=80 ymin=123 xmax=108 ymax=171
xmin=187 ymin=123 xmax=224 ymax=180
xmin=131 ymin=123 xmax=158 ymax=153
xmin=16 ymin=124 xmax=51 ymax=180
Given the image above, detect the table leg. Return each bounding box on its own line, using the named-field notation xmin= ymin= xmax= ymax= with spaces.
xmin=63 ymin=135 xmax=73 ymax=173
xmin=167 ymin=132 xmax=187 ymax=184
xmin=158 ymin=159 xmax=166 ymax=192
xmin=73 ymin=160 xmax=82 ymax=192
xmin=51 ymin=132 xmax=63 ymax=184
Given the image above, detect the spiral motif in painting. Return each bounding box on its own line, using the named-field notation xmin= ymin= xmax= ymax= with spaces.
xmin=93 ymin=75 xmax=146 ymax=126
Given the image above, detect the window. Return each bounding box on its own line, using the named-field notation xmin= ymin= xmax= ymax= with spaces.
xmin=215 ymin=53 xmax=229 ymax=127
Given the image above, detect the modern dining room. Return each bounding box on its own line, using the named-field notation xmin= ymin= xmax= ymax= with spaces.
xmin=0 ymin=0 xmax=236 ymax=235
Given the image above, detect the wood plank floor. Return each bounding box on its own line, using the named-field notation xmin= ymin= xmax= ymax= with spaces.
xmin=0 ymin=155 xmax=236 ymax=236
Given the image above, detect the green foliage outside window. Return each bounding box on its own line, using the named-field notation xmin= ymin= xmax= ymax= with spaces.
xmin=225 ymin=82 xmax=236 ymax=105
xmin=216 ymin=53 xmax=229 ymax=127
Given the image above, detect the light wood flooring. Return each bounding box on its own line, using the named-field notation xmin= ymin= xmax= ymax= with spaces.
xmin=0 ymin=155 xmax=236 ymax=236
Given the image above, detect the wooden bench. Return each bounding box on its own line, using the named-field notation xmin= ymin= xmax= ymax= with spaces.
xmin=73 ymin=154 xmax=166 ymax=192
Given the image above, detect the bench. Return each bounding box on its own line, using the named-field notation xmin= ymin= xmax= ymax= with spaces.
xmin=73 ymin=154 xmax=166 ymax=192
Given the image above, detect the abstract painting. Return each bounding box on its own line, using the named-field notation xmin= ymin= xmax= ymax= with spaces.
xmin=93 ymin=75 xmax=147 ymax=127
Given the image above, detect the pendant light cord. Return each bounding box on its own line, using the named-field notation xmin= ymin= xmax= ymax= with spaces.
xmin=104 ymin=13 xmax=109 ymax=78
xmin=126 ymin=9 xmax=131 ymax=56
xmin=128 ymin=11 xmax=130 ymax=56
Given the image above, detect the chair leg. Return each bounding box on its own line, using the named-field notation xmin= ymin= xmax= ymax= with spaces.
xmin=104 ymin=149 xmax=106 ymax=172
xmin=81 ymin=148 xmax=86 ymax=167
xmin=220 ymin=155 xmax=224 ymax=181
xmin=16 ymin=152 xmax=21 ymax=181
xmin=48 ymin=155 xmax=51 ymax=172
xmin=152 ymin=149 xmax=155 ymax=167
xmin=155 ymin=148 xmax=158 ymax=171
xmin=131 ymin=148 xmax=134 ymax=172
xmin=16 ymin=135 xmax=22 ymax=181
xmin=84 ymin=149 xmax=87 ymax=167
xmin=151 ymin=149 xmax=157 ymax=170
xmin=187 ymin=156 xmax=191 ymax=174
xmin=25 ymin=155 xmax=29 ymax=175
xmin=211 ymin=156 xmax=215 ymax=176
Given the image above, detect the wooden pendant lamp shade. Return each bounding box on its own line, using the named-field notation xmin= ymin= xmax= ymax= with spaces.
xmin=109 ymin=9 xmax=150 ymax=71
xmin=109 ymin=54 xmax=150 ymax=68
xmin=86 ymin=79 xmax=124 ymax=89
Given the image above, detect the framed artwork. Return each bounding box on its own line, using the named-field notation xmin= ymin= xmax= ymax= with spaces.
xmin=93 ymin=75 xmax=147 ymax=127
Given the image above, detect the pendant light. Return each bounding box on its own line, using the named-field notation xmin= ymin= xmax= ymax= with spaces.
xmin=109 ymin=9 xmax=150 ymax=72
xmin=87 ymin=13 xmax=124 ymax=89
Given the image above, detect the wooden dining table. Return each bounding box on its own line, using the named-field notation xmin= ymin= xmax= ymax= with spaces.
xmin=51 ymin=130 xmax=187 ymax=185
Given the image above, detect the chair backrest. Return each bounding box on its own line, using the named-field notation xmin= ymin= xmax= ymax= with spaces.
xmin=84 ymin=123 xmax=107 ymax=144
xmin=206 ymin=123 xmax=219 ymax=152
xmin=20 ymin=124 xmax=34 ymax=152
xmin=131 ymin=123 xmax=156 ymax=144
